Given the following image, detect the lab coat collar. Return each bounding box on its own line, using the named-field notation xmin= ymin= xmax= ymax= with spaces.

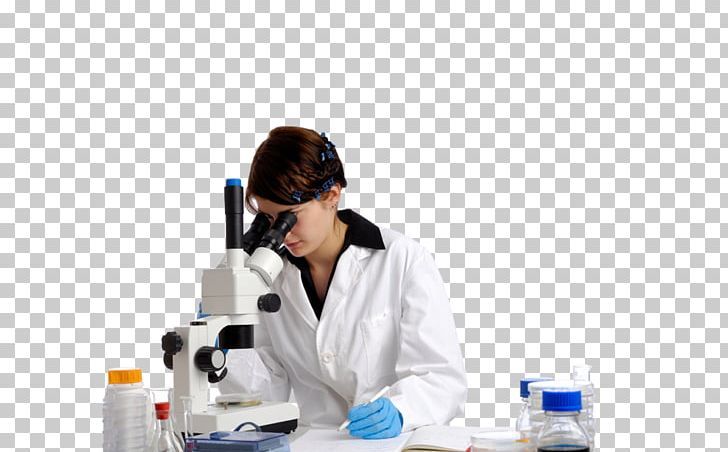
xmin=279 ymin=241 xmax=377 ymax=331
xmin=279 ymin=246 xmax=371 ymax=331
xmin=279 ymin=263 xmax=320 ymax=330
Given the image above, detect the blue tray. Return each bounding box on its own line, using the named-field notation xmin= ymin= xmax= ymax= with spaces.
xmin=186 ymin=431 xmax=290 ymax=451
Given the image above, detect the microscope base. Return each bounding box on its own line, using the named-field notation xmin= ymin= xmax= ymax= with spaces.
xmin=189 ymin=401 xmax=300 ymax=435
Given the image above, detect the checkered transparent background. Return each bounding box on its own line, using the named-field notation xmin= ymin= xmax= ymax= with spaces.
xmin=1 ymin=0 xmax=727 ymax=450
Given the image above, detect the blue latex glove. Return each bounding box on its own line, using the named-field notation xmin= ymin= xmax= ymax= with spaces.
xmin=347 ymin=397 xmax=403 ymax=439
xmin=197 ymin=302 xmax=228 ymax=354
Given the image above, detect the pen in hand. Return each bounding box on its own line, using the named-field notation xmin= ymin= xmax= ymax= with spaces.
xmin=338 ymin=385 xmax=391 ymax=432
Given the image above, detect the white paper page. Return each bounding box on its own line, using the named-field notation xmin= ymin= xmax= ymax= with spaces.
xmin=291 ymin=428 xmax=414 ymax=452
xmin=405 ymin=425 xmax=490 ymax=451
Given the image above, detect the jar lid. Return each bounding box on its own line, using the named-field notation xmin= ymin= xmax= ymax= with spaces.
xmin=543 ymin=388 xmax=582 ymax=411
xmin=107 ymin=368 xmax=142 ymax=385
xmin=520 ymin=377 xmax=551 ymax=398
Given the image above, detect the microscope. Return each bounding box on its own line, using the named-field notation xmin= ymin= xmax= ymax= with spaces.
xmin=161 ymin=178 xmax=299 ymax=435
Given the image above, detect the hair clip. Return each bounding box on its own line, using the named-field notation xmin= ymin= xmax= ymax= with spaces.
xmin=320 ymin=132 xmax=336 ymax=152
xmin=321 ymin=176 xmax=335 ymax=192
xmin=320 ymin=150 xmax=336 ymax=162
xmin=291 ymin=190 xmax=303 ymax=203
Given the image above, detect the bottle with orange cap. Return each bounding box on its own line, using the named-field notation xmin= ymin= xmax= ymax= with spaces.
xmin=102 ymin=368 xmax=153 ymax=451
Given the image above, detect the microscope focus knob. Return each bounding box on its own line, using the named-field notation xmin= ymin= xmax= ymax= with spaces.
xmin=163 ymin=353 xmax=174 ymax=370
xmin=195 ymin=346 xmax=226 ymax=373
xmin=258 ymin=293 xmax=281 ymax=313
xmin=162 ymin=332 xmax=183 ymax=370
xmin=162 ymin=332 xmax=183 ymax=354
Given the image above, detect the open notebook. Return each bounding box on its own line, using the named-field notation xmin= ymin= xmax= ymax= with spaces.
xmin=399 ymin=425 xmax=518 ymax=451
xmin=291 ymin=426 xmax=515 ymax=452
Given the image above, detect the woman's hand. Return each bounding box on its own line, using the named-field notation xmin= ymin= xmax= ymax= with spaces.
xmin=346 ymin=397 xmax=403 ymax=439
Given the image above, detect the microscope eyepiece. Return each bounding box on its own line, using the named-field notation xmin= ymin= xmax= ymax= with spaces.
xmin=243 ymin=213 xmax=271 ymax=255
xmin=256 ymin=211 xmax=297 ymax=252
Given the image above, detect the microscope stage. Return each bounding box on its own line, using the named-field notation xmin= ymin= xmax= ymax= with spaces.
xmin=190 ymin=400 xmax=300 ymax=435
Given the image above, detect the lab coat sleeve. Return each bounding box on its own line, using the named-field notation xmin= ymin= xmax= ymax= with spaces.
xmin=387 ymin=248 xmax=467 ymax=432
xmin=216 ymin=315 xmax=291 ymax=402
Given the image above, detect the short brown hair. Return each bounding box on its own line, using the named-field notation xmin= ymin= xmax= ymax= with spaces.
xmin=245 ymin=126 xmax=347 ymax=212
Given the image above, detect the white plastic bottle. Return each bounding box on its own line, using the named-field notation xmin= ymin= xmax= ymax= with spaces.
xmin=102 ymin=368 xmax=152 ymax=451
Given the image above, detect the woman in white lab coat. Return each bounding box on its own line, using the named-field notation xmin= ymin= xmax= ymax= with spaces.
xmin=218 ymin=126 xmax=467 ymax=439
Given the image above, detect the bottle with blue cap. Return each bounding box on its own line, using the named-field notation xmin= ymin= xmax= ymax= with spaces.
xmin=536 ymin=389 xmax=590 ymax=452
xmin=515 ymin=377 xmax=551 ymax=442
xmin=526 ymin=370 xmax=595 ymax=448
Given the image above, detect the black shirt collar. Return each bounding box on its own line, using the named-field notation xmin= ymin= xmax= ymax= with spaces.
xmin=336 ymin=209 xmax=386 ymax=251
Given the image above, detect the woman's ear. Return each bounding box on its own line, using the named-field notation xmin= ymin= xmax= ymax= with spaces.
xmin=322 ymin=184 xmax=342 ymax=205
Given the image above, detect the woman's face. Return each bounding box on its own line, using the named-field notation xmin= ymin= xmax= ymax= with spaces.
xmin=254 ymin=194 xmax=338 ymax=257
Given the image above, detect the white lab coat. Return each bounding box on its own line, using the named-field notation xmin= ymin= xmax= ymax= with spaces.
xmin=218 ymin=227 xmax=467 ymax=432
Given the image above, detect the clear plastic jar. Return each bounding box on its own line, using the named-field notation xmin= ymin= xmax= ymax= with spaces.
xmin=536 ymin=389 xmax=590 ymax=452
xmin=527 ymin=380 xmax=594 ymax=449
